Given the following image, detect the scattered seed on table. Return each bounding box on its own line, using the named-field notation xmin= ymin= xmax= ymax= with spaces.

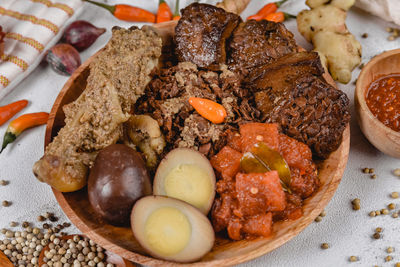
xmin=369 ymin=168 xmax=375 ymax=174
xmin=373 ymin=233 xmax=381 ymax=239
xmin=0 ymin=180 xmax=8 ymax=186
xmin=369 ymin=211 xmax=376 ymax=217
xmin=388 ymin=35 xmax=396 ymax=41
xmin=394 ymin=169 xmax=400 ymax=177
xmin=44 ymin=212 xmax=53 ymax=219
xmin=43 ymin=223 xmax=50 ymax=229
xmin=22 ymin=222 xmax=29 ymax=228
xmin=387 ymin=27 xmax=394 ymax=32
xmin=395 ymin=262 xmax=400 ymax=267
xmin=349 ymin=256 xmax=358 ymax=262
xmin=382 ymin=209 xmax=389 ymax=215
xmin=321 ymin=243 xmax=329 ymax=249
xmin=319 ymin=210 xmax=326 ymax=217
xmin=361 ymin=33 xmax=368 ymax=38
xmin=362 ymin=168 xmax=370 ymax=173
xmin=391 ymin=192 xmax=399 ymax=199
xmin=388 ymin=203 xmax=396 ymax=210
xmin=392 ymin=212 xmax=399 ymax=218
xmin=37 ymin=215 xmax=45 ymax=222
xmin=387 ymin=247 xmax=394 ymax=253
xmin=376 ymin=210 xmax=381 ymax=215
xmin=49 ymin=216 xmax=58 ymax=222
xmin=385 ymin=255 xmax=393 ymax=262
xmin=371 ymin=174 xmax=377 ymax=179
xmin=315 ymin=216 xmax=322 ymax=222
xmin=2 ymin=201 xmax=10 ymax=207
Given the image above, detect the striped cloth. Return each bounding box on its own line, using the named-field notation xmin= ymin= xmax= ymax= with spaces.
xmin=0 ymin=0 xmax=82 ymax=99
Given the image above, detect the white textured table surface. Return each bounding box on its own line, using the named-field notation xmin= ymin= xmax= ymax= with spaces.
xmin=0 ymin=1 xmax=400 ymax=266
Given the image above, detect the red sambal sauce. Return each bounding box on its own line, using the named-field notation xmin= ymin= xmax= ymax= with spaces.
xmin=366 ymin=74 xmax=400 ymax=132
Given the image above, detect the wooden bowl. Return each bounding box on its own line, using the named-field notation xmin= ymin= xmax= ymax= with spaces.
xmin=355 ymin=49 xmax=400 ymax=158
xmin=44 ymin=21 xmax=350 ymax=266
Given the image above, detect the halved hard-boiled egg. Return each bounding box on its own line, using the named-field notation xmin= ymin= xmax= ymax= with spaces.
xmin=131 ymin=195 xmax=215 ymax=262
xmin=153 ymin=148 xmax=216 ymax=214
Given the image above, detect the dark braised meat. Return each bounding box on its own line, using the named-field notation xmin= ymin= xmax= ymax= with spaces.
xmin=252 ymin=74 xmax=350 ymax=158
xmin=245 ymin=51 xmax=350 ymax=158
xmin=134 ymin=62 xmax=261 ymax=157
xmin=246 ymin=51 xmax=325 ymax=115
xmin=175 ymin=3 xmax=241 ymax=70
xmin=227 ymin=20 xmax=298 ymax=72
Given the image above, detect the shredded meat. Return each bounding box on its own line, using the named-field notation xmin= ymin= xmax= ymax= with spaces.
xmin=134 ymin=62 xmax=261 ymax=157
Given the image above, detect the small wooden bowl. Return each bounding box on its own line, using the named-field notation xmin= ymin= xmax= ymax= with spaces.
xmin=355 ymin=49 xmax=400 ymax=158
xmin=44 ymin=21 xmax=350 ymax=266
xmin=0 ymin=250 xmax=13 ymax=267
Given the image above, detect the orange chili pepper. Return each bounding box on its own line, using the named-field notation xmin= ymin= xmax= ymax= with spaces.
xmin=265 ymin=12 xmax=296 ymax=23
xmin=1 ymin=112 xmax=49 ymax=153
xmin=172 ymin=0 xmax=181 ymax=21
xmin=189 ymin=97 xmax=227 ymax=124
xmin=84 ymin=0 xmax=156 ymax=23
xmin=156 ymin=0 xmax=173 ymax=23
xmin=247 ymin=0 xmax=287 ymax=21
xmin=0 ymin=99 xmax=28 ymax=126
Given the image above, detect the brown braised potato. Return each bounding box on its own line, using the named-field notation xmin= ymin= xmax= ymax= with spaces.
xmin=227 ymin=20 xmax=298 ymax=72
xmin=175 ymin=3 xmax=241 ymax=70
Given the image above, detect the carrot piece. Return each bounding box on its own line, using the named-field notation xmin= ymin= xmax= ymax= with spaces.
xmin=0 ymin=100 xmax=28 ymax=126
xmin=156 ymin=0 xmax=173 ymax=23
xmin=246 ymin=0 xmax=287 ymax=20
xmin=188 ymin=97 xmax=227 ymax=124
xmin=84 ymin=0 xmax=156 ymax=23
xmin=1 ymin=112 xmax=49 ymax=153
xmin=242 ymin=213 xmax=273 ymax=237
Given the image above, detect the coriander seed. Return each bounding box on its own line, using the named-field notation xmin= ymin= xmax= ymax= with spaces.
xmin=349 ymin=256 xmax=358 ymax=262
xmin=388 ymin=203 xmax=396 ymax=210
xmin=0 ymin=180 xmax=8 ymax=186
xmin=385 ymin=255 xmax=392 ymax=262
xmin=395 ymin=262 xmax=400 ymax=267
xmin=376 ymin=210 xmax=381 ymax=215
xmin=394 ymin=169 xmax=400 ymax=177
xmin=391 ymin=192 xmax=399 ymax=199
xmin=315 ymin=216 xmax=322 ymax=222
xmin=2 ymin=200 xmax=10 ymax=207
xmin=387 ymin=247 xmax=394 ymax=253
xmin=393 ymin=212 xmax=399 ymax=218
xmin=37 ymin=215 xmax=45 ymax=222
xmin=371 ymin=174 xmax=377 ymax=179
xmin=375 ymin=227 xmax=382 ymax=233
xmin=22 ymin=222 xmax=29 ymax=228
xmin=369 ymin=211 xmax=376 ymax=217
xmin=321 ymin=243 xmax=329 ymax=249
xmin=9 ymin=221 xmax=17 ymax=227
xmin=382 ymin=209 xmax=389 ymax=215
xmin=373 ymin=233 xmax=381 ymax=239
xmin=362 ymin=168 xmax=369 ymax=173
xmin=361 ymin=33 xmax=368 ymax=38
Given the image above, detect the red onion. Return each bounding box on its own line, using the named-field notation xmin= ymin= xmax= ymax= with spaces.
xmin=63 ymin=20 xmax=106 ymax=51
xmin=46 ymin=44 xmax=81 ymax=76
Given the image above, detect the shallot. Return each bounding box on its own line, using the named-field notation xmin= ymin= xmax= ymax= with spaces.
xmin=63 ymin=20 xmax=106 ymax=51
xmin=46 ymin=44 xmax=81 ymax=76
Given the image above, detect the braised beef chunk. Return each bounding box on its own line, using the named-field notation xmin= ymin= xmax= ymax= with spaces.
xmin=175 ymin=3 xmax=241 ymax=70
xmin=227 ymin=20 xmax=298 ymax=72
xmin=255 ymin=74 xmax=350 ymax=159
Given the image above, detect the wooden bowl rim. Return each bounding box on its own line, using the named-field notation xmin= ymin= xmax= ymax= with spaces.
xmin=44 ymin=22 xmax=350 ymax=267
xmin=355 ymin=48 xmax=400 ymax=138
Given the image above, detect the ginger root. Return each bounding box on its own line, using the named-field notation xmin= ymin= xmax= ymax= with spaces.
xmin=297 ymin=0 xmax=361 ymax=84
xmin=216 ymin=0 xmax=251 ymax=14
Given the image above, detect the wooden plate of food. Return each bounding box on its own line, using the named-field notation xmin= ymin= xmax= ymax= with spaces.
xmin=38 ymin=4 xmax=350 ymax=267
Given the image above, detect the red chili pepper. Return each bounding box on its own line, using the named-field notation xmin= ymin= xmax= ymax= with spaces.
xmin=247 ymin=0 xmax=288 ymax=21
xmin=156 ymin=0 xmax=173 ymax=23
xmin=0 ymin=100 xmax=28 ymax=126
xmin=265 ymin=12 xmax=296 ymax=23
xmin=172 ymin=0 xmax=181 ymax=21
xmin=84 ymin=0 xmax=156 ymax=23
xmin=1 ymin=112 xmax=49 ymax=153
xmin=189 ymin=97 xmax=227 ymax=124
